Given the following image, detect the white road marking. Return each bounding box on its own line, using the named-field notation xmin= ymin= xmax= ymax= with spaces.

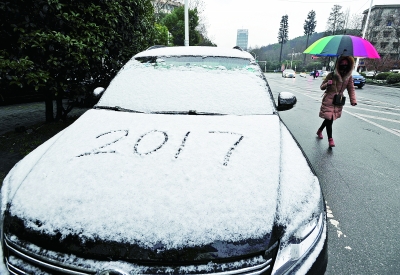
xmin=357 ymin=96 xmax=400 ymax=109
xmin=353 ymin=113 xmax=400 ymax=123
xmin=344 ymin=110 xmax=400 ymax=138
xmin=358 ymin=103 xmax=400 ymax=112
xmin=349 ymin=106 xmax=400 ymax=117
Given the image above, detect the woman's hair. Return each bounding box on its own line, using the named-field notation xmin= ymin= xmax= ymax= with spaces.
xmin=338 ymin=56 xmax=354 ymax=66
xmin=337 ymin=56 xmax=354 ymax=73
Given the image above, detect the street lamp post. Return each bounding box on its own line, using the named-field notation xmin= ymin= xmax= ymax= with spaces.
xmin=184 ymin=0 xmax=189 ymax=46
xmin=291 ymin=48 xmax=294 ymax=69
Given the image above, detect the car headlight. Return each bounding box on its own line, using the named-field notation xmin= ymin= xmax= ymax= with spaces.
xmin=271 ymin=212 xmax=325 ymax=275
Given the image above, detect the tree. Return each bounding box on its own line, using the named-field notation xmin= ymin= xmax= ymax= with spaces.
xmin=326 ymin=5 xmax=345 ymax=35
xmin=278 ymin=15 xmax=289 ymax=65
xmin=197 ymin=34 xmax=217 ymax=46
xmin=152 ymin=0 xmax=215 ymax=47
xmin=303 ymin=10 xmax=317 ymax=63
xmin=365 ymin=55 xmax=397 ymax=73
xmin=0 ymin=0 xmax=155 ymax=122
xmin=154 ymin=23 xmax=171 ymax=45
xmin=189 ymin=0 xmax=215 ymax=46
xmin=346 ymin=13 xmax=363 ymax=36
xmin=162 ymin=6 xmax=200 ymax=46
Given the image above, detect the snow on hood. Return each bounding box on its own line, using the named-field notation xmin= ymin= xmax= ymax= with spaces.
xmin=277 ymin=123 xmax=322 ymax=241
xmin=3 ymin=110 xmax=283 ymax=249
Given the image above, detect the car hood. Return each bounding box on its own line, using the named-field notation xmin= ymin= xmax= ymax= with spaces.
xmin=2 ymin=109 xmax=318 ymax=262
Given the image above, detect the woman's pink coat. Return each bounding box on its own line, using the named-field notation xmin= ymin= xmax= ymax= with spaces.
xmin=319 ymin=58 xmax=357 ymax=120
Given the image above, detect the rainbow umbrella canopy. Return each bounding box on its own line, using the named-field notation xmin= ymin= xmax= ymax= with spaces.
xmin=303 ymin=35 xmax=380 ymax=58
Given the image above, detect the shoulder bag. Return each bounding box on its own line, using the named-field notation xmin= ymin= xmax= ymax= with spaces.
xmin=333 ymin=93 xmax=346 ymax=106
xmin=333 ymin=78 xmax=346 ymax=106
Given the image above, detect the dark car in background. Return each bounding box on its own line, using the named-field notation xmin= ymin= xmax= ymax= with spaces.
xmin=352 ymin=71 xmax=366 ymax=88
xmin=1 ymin=46 xmax=327 ymax=275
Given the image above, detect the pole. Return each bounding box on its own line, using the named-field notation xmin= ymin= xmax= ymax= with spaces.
xmin=355 ymin=0 xmax=373 ymax=70
xmin=291 ymin=48 xmax=294 ymax=69
xmin=184 ymin=0 xmax=189 ymax=46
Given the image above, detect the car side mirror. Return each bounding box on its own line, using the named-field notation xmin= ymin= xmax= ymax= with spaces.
xmin=93 ymin=87 xmax=105 ymax=97
xmin=277 ymin=92 xmax=297 ymax=111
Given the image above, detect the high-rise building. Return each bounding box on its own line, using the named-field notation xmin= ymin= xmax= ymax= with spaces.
xmin=362 ymin=5 xmax=400 ymax=59
xmin=236 ymin=29 xmax=248 ymax=51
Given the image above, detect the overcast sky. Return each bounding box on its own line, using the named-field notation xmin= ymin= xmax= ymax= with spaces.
xmin=199 ymin=0 xmax=398 ymax=49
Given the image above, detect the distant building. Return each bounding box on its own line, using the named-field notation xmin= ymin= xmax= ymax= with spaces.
xmin=362 ymin=5 xmax=400 ymax=60
xmin=151 ymin=0 xmax=183 ymax=15
xmin=236 ymin=29 xmax=248 ymax=51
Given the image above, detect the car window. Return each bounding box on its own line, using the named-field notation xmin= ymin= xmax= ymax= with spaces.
xmin=352 ymin=71 xmax=360 ymax=76
xmin=98 ymin=56 xmax=275 ymax=115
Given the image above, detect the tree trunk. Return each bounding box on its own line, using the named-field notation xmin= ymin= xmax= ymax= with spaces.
xmin=44 ymin=92 xmax=54 ymax=123
xmin=303 ymin=35 xmax=310 ymax=64
xmin=55 ymin=89 xmax=74 ymax=121
xmin=55 ymin=93 xmax=63 ymax=122
xmin=279 ymin=43 xmax=284 ymax=65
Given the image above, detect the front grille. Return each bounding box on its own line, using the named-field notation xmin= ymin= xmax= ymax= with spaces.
xmin=3 ymin=235 xmax=275 ymax=275
xmin=4 ymin=235 xmax=95 ymax=275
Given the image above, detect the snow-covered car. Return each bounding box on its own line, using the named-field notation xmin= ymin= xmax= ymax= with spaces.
xmin=320 ymin=71 xmax=329 ymax=77
xmin=352 ymin=71 xmax=366 ymax=88
xmin=365 ymin=71 xmax=377 ymax=77
xmin=282 ymin=69 xmax=296 ymax=78
xmin=1 ymin=46 xmax=327 ymax=275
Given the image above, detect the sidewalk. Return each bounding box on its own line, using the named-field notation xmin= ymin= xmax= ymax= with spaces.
xmin=0 ymin=101 xmax=89 ymax=135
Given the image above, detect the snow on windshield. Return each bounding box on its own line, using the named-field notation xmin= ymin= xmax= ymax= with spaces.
xmin=97 ymin=58 xmax=274 ymax=115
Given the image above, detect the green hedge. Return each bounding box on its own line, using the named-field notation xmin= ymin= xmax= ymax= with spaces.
xmin=387 ymin=73 xmax=400 ymax=84
xmin=376 ymin=72 xmax=391 ymax=80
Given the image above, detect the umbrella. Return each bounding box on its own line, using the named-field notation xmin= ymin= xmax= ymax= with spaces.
xmin=303 ymin=35 xmax=380 ymax=59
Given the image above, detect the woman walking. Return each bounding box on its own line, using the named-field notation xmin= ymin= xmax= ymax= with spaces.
xmin=316 ymin=56 xmax=357 ymax=148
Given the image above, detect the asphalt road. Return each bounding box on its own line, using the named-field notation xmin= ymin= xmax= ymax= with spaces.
xmin=266 ymin=73 xmax=400 ymax=275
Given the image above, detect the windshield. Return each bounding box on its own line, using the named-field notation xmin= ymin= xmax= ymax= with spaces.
xmin=97 ymin=56 xmax=275 ymax=115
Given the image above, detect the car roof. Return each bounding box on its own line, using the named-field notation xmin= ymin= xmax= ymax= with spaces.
xmin=134 ymin=46 xmax=254 ymax=59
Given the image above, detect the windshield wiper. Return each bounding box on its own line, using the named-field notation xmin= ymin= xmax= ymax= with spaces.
xmin=94 ymin=106 xmax=144 ymax=113
xmin=150 ymin=110 xmax=226 ymax=115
